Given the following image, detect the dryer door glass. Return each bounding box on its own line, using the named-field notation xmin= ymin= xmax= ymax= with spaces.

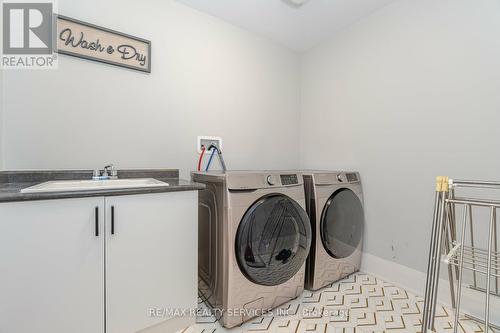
xmin=236 ymin=194 xmax=312 ymax=286
xmin=321 ymin=188 xmax=364 ymax=259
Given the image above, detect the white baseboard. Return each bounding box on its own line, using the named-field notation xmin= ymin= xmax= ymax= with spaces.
xmin=360 ymin=252 xmax=449 ymax=303
xmin=361 ymin=252 xmax=500 ymax=325
xmin=138 ymin=315 xmax=195 ymax=333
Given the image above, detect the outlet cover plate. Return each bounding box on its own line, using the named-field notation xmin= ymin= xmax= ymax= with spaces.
xmin=197 ymin=136 xmax=222 ymax=154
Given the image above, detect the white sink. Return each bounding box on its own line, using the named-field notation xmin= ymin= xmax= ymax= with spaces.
xmin=21 ymin=178 xmax=169 ymax=194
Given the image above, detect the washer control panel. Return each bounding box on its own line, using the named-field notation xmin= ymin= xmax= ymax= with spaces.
xmin=280 ymin=174 xmax=299 ymax=186
xmin=225 ymin=172 xmax=303 ymax=190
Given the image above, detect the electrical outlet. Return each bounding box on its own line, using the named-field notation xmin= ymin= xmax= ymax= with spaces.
xmin=197 ymin=136 xmax=222 ymax=153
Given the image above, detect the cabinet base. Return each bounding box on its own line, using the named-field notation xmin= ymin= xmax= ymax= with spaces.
xmin=138 ymin=315 xmax=196 ymax=333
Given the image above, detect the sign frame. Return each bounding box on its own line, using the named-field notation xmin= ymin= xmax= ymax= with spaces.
xmin=55 ymin=15 xmax=151 ymax=73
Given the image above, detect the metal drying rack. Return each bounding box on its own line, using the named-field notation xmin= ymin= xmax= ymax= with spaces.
xmin=423 ymin=177 xmax=500 ymax=333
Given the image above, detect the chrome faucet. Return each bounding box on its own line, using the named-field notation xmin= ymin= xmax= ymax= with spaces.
xmin=93 ymin=164 xmax=118 ymax=180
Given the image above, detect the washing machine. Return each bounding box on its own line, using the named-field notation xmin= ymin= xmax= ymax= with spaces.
xmin=191 ymin=171 xmax=312 ymax=328
xmin=303 ymin=171 xmax=364 ymax=291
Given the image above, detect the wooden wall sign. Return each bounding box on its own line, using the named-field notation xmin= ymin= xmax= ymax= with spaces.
xmin=56 ymin=15 xmax=151 ymax=73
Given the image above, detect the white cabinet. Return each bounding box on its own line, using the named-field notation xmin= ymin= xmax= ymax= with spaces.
xmin=0 ymin=191 xmax=198 ymax=333
xmin=0 ymin=198 xmax=105 ymax=333
xmin=105 ymin=192 xmax=198 ymax=333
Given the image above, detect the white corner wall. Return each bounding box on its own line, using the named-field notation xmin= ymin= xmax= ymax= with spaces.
xmin=1 ymin=66 xmax=4 ymax=170
xmin=0 ymin=2 xmax=4 ymax=170
xmin=300 ymin=0 xmax=500 ymax=272
xmin=0 ymin=72 xmax=3 ymax=170
xmin=0 ymin=72 xmax=4 ymax=171
xmin=2 ymin=0 xmax=301 ymax=177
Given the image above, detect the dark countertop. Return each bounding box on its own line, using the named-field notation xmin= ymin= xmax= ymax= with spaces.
xmin=0 ymin=169 xmax=205 ymax=203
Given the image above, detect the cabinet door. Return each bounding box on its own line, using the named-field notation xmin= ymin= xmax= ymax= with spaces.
xmin=105 ymin=191 xmax=198 ymax=333
xmin=0 ymin=198 xmax=105 ymax=333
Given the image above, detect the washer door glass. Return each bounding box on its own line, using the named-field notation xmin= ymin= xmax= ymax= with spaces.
xmin=321 ymin=188 xmax=364 ymax=259
xmin=236 ymin=194 xmax=312 ymax=286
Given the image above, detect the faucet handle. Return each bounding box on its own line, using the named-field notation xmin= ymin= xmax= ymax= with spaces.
xmin=92 ymin=169 xmax=102 ymax=180
xmin=111 ymin=165 xmax=118 ymax=177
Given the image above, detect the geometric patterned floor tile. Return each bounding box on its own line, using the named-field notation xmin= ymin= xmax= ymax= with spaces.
xmin=180 ymin=273 xmax=498 ymax=333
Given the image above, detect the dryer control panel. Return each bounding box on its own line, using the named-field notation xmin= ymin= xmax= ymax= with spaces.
xmin=346 ymin=173 xmax=359 ymax=182
xmin=311 ymin=171 xmax=360 ymax=185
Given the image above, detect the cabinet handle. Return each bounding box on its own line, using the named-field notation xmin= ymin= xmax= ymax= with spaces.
xmin=95 ymin=207 xmax=99 ymax=237
xmin=111 ymin=206 xmax=115 ymax=235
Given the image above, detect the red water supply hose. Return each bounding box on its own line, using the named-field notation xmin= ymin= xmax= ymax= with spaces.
xmin=197 ymin=146 xmax=206 ymax=171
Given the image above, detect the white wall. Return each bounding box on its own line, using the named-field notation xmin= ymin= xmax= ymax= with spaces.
xmin=2 ymin=0 xmax=301 ymax=177
xmin=0 ymin=2 xmax=4 ymax=170
xmin=0 ymin=70 xmax=4 ymax=170
xmin=300 ymin=0 xmax=500 ymax=272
